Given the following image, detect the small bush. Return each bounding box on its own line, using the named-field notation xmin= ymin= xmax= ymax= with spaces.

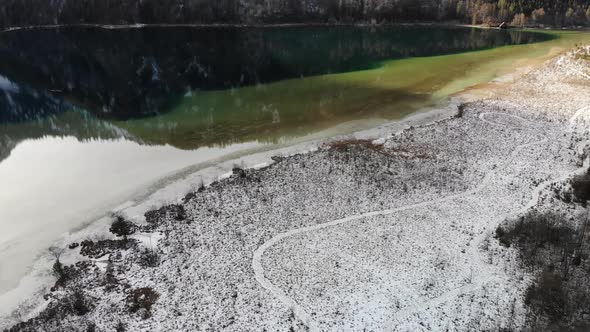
xmin=496 ymin=211 xmax=575 ymax=258
xmin=115 ymin=321 xmax=126 ymax=332
xmin=173 ymin=205 xmax=186 ymax=221
xmin=109 ymin=214 xmax=136 ymax=241
xmin=66 ymin=289 xmax=92 ymax=316
xmin=51 ymin=260 xmax=90 ymax=289
xmin=52 ymin=259 xmax=66 ymax=285
xmin=103 ymin=259 xmax=118 ymax=290
xmin=127 ymin=288 xmax=160 ymax=319
xmin=571 ymin=173 xmax=590 ymax=204
xmin=138 ymin=248 xmax=160 ymax=268
xmin=525 ymin=271 xmax=567 ymax=323
xmin=455 ymin=103 xmax=467 ymax=118
xmin=232 ymin=167 xmax=247 ymax=178
xmin=72 ymin=291 xmax=89 ymax=316
xmin=86 ymin=322 xmax=97 ymax=332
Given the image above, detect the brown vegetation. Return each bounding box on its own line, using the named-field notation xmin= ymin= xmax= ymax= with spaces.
xmin=327 ymin=139 xmax=390 ymax=155
xmin=571 ymin=172 xmax=590 ymax=204
xmin=327 ymin=138 xmax=432 ymax=159
xmin=80 ymin=239 xmax=137 ymax=259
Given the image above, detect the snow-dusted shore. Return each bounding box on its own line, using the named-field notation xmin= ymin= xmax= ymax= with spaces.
xmin=3 ymin=47 xmax=590 ymax=331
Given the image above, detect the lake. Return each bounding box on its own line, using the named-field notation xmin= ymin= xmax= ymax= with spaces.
xmin=0 ymin=25 xmax=576 ymax=300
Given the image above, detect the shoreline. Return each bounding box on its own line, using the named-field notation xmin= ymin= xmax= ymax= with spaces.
xmin=0 ymin=99 xmax=457 ymax=327
xmin=2 ymin=29 xmax=567 ymax=317
xmin=2 ymin=22 xmax=589 ymax=34
xmin=2 ymin=43 xmax=590 ymax=331
xmin=0 ymin=22 xmax=489 ymax=33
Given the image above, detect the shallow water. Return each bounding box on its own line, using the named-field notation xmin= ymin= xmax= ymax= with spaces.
xmin=0 ymin=25 xmax=582 ymax=299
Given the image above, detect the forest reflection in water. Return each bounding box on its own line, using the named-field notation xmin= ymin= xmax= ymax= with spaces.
xmin=0 ymin=25 xmax=553 ymax=155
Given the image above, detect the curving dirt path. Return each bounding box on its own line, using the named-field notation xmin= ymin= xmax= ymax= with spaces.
xmin=252 ymin=108 xmax=586 ymax=331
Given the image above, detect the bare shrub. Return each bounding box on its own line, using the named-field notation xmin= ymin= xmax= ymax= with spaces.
xmin=496 ymin=211 xmax=576 ymax=264
xmin=173 ymin=204 xmax=186 ymax=221
xmin=48 ymin=246 xmax=70 ymax=287
xmin=86 ymin=321 xmax=97 ymax=332
xmin=138 ymin=248 xmax=160 ymax=268
xmin=525 ymin=271 xmax=567 ymax=323
xmin=109 ymin=214 xmax=136 ymax=241
xmin=571 ymin=173 xmax=590 ymax=204
xmin=455 ymin=103 xmax=467 ymax=118
xmin=511 ymin=13 xmax=527 ymax=27
xmin=531 ymin=8 xmax=546 ymax=25
xmin=52 ymin=259 xmax=67 ymax=286
xmin=232 ymin=165 xmax=247 ymax=178
xmin=69 ymin=289 xmax=91 ymax=316
xmin=127 ymin=287 xmax=160 ymax=319
xmin=103 ymin=259 xmax=118 ymax=290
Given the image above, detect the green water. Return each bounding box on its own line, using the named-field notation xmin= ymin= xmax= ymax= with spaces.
xmin=0 ymin=25 xmax=561 ymax=152
xmin=0 ymin=27 xmax=587 ymax=154
xmin=117 ymin=29 xmax=590 ymax=149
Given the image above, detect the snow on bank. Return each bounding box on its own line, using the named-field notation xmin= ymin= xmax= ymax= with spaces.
xmin=0 ymin=138 xmax=270 ymax=317
xmin=3 ymin=47 xmax=590 ymax=331
xmin=0 ymin=106 xmax=454 ymax=329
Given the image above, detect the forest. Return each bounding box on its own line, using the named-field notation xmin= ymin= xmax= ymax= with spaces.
xmin=1 ymin=0 xmax=590 ymax=28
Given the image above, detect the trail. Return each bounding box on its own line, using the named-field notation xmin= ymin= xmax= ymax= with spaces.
xmin=252 ymin=108 xmax=587 ymax=331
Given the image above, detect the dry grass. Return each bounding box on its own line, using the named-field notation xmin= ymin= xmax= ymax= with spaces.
xmin=573 ymin=45 xmax=590 ymax=62
xmin=326 ymin=138 xmax=431 ymax=159
xmin=327 ymin=139 xmax=389 ymax=155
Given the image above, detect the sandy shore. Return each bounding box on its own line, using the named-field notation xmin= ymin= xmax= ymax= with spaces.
xmin=3 ymin=46 xmax=590 ymax=331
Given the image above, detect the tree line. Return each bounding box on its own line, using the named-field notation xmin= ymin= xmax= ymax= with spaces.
xmin=1 ymin=0 xmax=590 ymax=28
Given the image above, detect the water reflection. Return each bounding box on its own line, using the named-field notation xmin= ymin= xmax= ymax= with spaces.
xmin=0 ymin=76 xmax=132 ymax=163
xmin=0 ymin=26 xmax=552 ymax=120
xmin=0 ymin=26 xmax=554 ymax=161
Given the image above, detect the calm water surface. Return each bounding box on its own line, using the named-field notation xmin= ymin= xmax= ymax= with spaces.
xmin=0 ymin=25 xmax=554 ymax=296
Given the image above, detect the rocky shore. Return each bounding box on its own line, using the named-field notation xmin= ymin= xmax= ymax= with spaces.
xmin=4 ymin=46 xmax=590 ymax=331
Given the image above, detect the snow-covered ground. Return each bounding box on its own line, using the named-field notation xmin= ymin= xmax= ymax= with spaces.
xmin=3 ymin=47 xmax=590 ymax=331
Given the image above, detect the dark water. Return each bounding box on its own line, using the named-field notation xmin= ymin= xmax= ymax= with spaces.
xmin=0 ymin=26 xmax=552 ymax=122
